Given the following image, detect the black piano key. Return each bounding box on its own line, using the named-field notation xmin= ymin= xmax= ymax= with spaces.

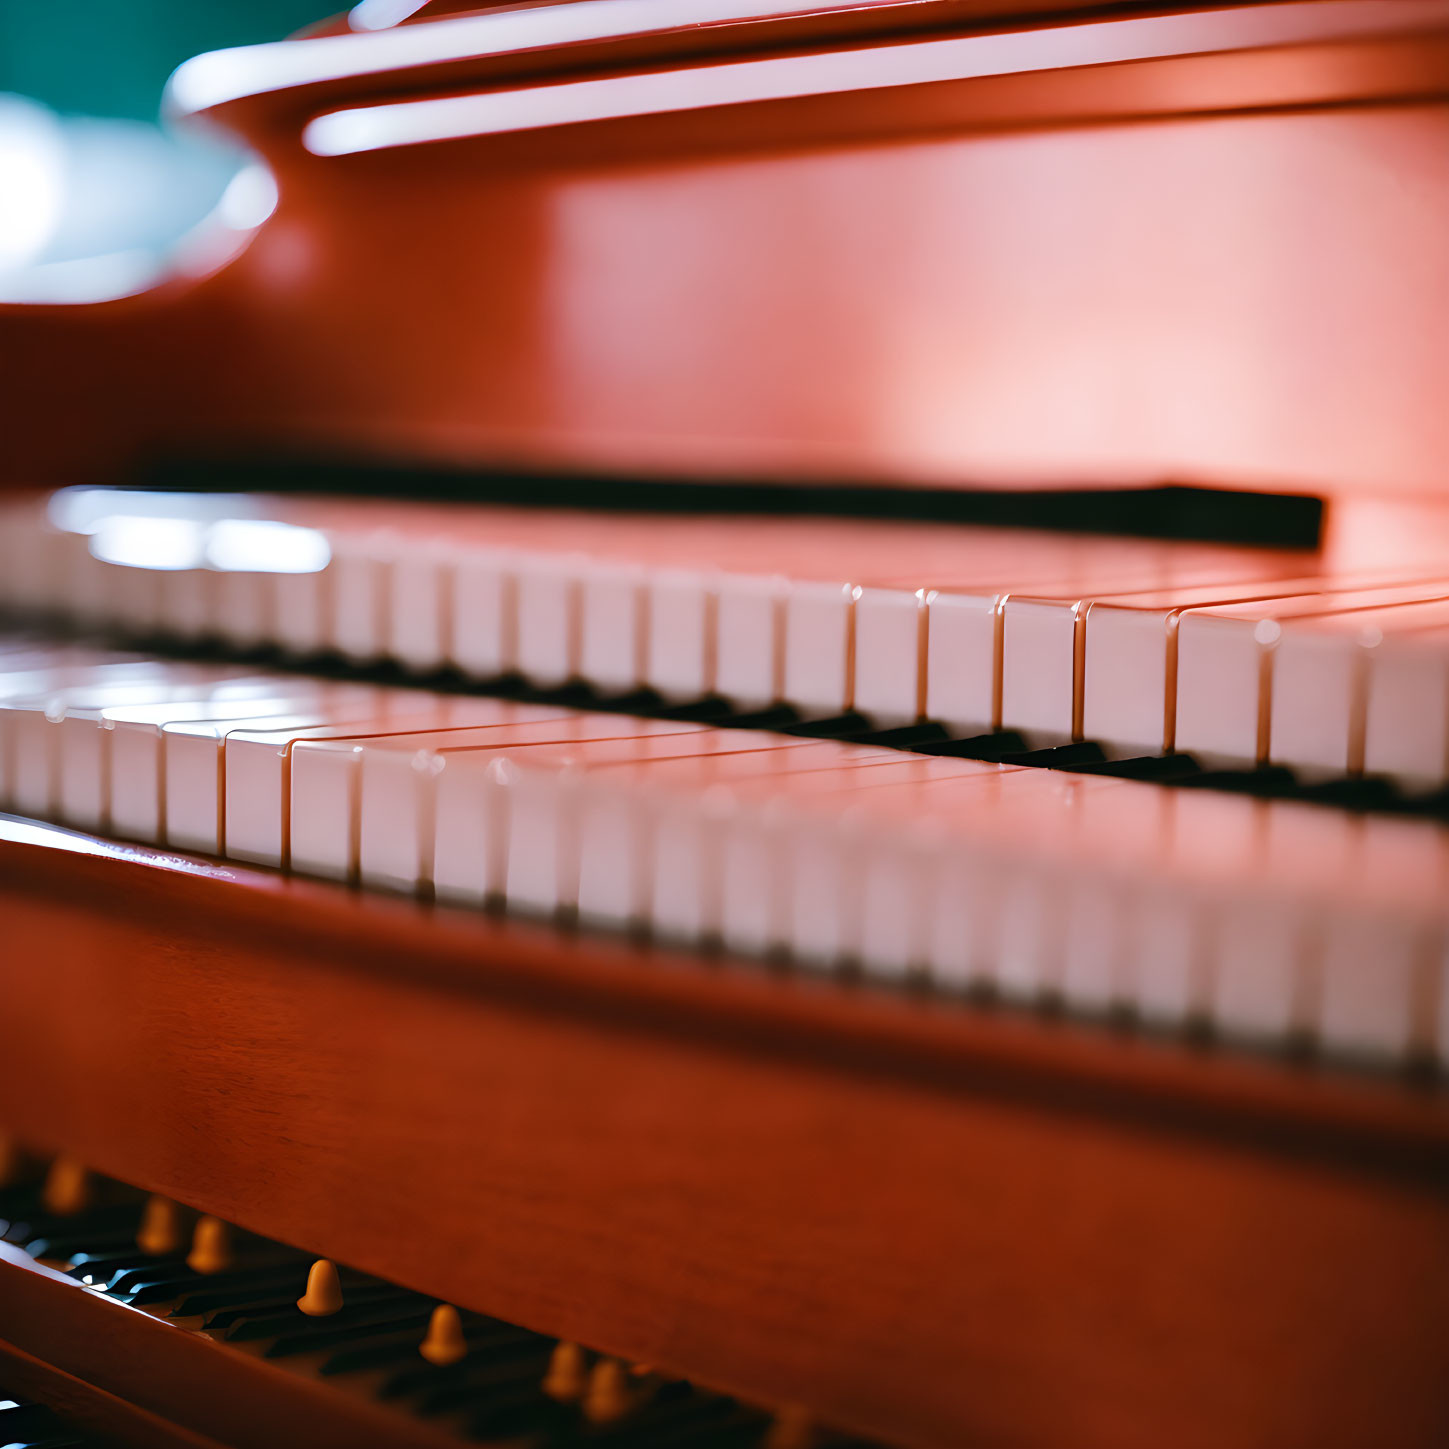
xmin=223 ymin=1290 xmax=422 ymax=1342
xmin=381 ymin=1336 xmax=551 ymax=1401
xmin=1295 ymin=776 xmax=1402 ymax=811
xmin=839 ymin=722 xmax=952 ymax=750
xmin=23 ymin=1230 xmax=136 ymax=1261
xmin=322 ymin=1320 xmax=540 ymax=1377
xmin=264 ymin=1306 xmax=435 ymax=1358
xmin=779 ymin=713 xmax=870 ymax=739
xmin=996 ymin=741 xmax=1107 ymax=769
xmin=1179 ymin=764 xmax=1298 ymax=796
xmin=170 ymin=1269 xmax=322 ymax=1317
xmin=106 ymin=1249 xmax=306 ymax=1297
xmin=714 ymin=706 xmax=799 ymax=732
xmin=318 ymin=1328 xmax=440 ymax=1376
xmin=465 ymin=1388 xmax=576 ymax=1441
xmin=913 ymin=730 xmax=1028 ymax=761
xmin=0 ymin=1403 xmax=54 ymax=1437
xmin=652 ymin=696 xmax=738 ymax=723
xmin=1067 ymin=753 xmax=1202 ymax=782
xmin=67 ymin=1249 xmax=187 ymax=1278
xmin=404 ymin=1357 xmax=556 ymax=1416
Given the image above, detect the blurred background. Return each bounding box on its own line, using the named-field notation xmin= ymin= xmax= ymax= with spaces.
xmin=0 ymin=1 xmax=333 ymax=300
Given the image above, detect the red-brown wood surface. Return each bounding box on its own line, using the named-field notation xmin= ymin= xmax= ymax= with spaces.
xmin=2 ymin=4 xmax=1447 ymax=501
xmin=1 ymin=819 xmax=1446 ymax=1449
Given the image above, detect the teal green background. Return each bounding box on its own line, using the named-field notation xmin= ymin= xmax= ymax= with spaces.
xmin=0 ymin=2 xmax=334 ymax=120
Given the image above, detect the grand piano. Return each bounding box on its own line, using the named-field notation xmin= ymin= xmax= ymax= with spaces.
xmin=1 ymin=3 xmax=1447 ymax=1447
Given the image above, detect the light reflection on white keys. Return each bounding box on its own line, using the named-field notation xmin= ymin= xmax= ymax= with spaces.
xmin=1175 ymin=584 xmax=1449 ymax=768
xmin=1268 ymin=603 xmax=1449 ymax=781
xmin=1 ymin=637 xmax=1446 ymax=1070
xmin=303 ymin=714 xmax=704 ymax=890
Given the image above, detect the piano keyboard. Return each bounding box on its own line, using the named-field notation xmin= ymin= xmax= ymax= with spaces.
xmin=5 ymin=489 xmax=1449 ymax=785
xmin=0 ymin=1157 xmax=867 ymax=1448
xmin=1 ymin=637 xmax=1445 ymax=1072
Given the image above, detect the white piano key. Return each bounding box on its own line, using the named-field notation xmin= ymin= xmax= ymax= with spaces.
xmin=515 ymin=554 xmax=580 ymax=688
xmin=1363 ymin=632 xmax=1449 ymax=789
xmin=852 ymin=587 xmax=924 ymax=726
xmin=1 ymin=669 xmax=193 ymax=819
xmin=450 ymin=547 xmax=514 ymax=678
xmin=103 ymin=693 xmax=313 ymax=843
xmin=330 ymin=536 xmax=390 ymax=662
xmin=992 ymin=864 xmax=1058 ymax=1001
xmin=857 ymin=829 xmax=933 ymax=978
xmin=1081 ymin=604 xmax=1176 ymax=755
xmin=229 ymin=697 xmax=467 ymax=869
xmin=157 ymin=567 xmax=217 ymax=644
xmin=390 ymin=539 xmax=453 ymax=672
xmin=1316 ymin=912 xmax=1423 ymax=1062
xmin=644 ymin=570 xmax=712 ymax=701
xmin=54 ymin=676 xmax=271 ymax=829
xmin=1058 ymin=876 xmax=1124 ymax=1014
xmin=1175 ymin=614 xmax=1275 ymax=766
xmin=783 ymin=581 xmax=855 ymax=716
xmin=350 ymin=706 xmax=580 ymax=891
xmin=502 ymin=727 xmax=768 ymax=917
xmin=650 ymin=793 xmax=714 ymax=945
xmin=432 ymin=752 xmax=505 ymax=907
xmin=924 ymin=843 xmax=996 ymax=992
xmin=163 ymin=691 xmax=387 ymax=854
xmin=575 ymin=779 xmax=648 ymax=929
xmin=1130 ymin=887 xmax=1200 ymax=1027
xmin=716 ymin=805 xmax=781 ymax=957
xmin=215 ymin=568 xmax=276 ymax=650
xmin=1264 ymin=607 xmax=1449 ymax=779
xmin=999 ymin=599 xmax=1082 ymax=741
xmin=1208 ymin=895 xmax=1305 ymax=1043
xmin=273 ymin=567 xmax=329 ymax=656
xmin=579 ymin=561 xmax=644 ymax=694
xmin=105 ymin=562 xmax=165 ymax=638
xmin=364 ymin=716 xmax=708 ymax=898
xmin=923 ymin=591 xmax=999 ymax=735
xmin=714 ymin=573 xmax=783 ymax=710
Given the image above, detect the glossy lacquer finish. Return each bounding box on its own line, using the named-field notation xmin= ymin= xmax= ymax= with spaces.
xmin=2 ymin=1 xmax=1448 ymax=498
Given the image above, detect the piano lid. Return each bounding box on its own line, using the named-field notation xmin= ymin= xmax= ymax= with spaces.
xmin=2 ymin=1 xmax=1447 ymax=506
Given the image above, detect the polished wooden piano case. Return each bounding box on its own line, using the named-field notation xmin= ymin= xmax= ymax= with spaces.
xmin=1 ymin=3 xmax=1447 ymax=1446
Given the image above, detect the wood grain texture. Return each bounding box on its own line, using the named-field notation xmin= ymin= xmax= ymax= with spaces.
xmin=1 ymin=819 xmax=1447 ymax=1448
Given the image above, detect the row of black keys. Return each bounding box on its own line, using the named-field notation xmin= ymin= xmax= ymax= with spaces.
xmin=1 ymin=1187 xmax=860 ymax=1448
xmin=20 ymin=625 xmax=1448 ymax=820
xmin=132 ymin=634 xmax=1449 ymax=818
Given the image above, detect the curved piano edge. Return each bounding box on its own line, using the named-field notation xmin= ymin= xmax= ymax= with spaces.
xmin=2 ymin=813 xmax=1448 ymax=1449
xmin=1 ymin=812 xmax=1445 ymax=1166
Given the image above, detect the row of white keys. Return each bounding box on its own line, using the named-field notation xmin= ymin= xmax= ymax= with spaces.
xmin=812 ymin=539 xmax=1297 ymax=726
xmin=16 ymin=494 xmax=1449 ymax=782
xmin=6 ymin=491 xmax=1332 ymax=716
xmin=299 ymin=712 xmax=709 ymax=887
xmin=319 ymin=717 xmax=1445 ymax=1065
xmin=1082 ymin=583 xmax=1449 ymax=765
xmin=2 ymin=640 xmax=1443 ymax=1067
xmin=1173 ymin=587 xmax=1449 ymax=769
xmin=1052 ymin=569 xmax=1446 ymax=751
xmin=1268 ymin=604 xmax=1449 ymax=783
